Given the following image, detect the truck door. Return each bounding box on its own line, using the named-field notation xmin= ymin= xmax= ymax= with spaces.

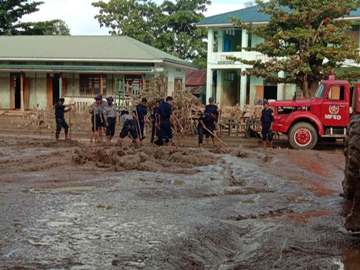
xmin=321 ymin=84 xmax=350 ymax=127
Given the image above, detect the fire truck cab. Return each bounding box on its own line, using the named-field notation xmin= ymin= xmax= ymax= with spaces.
xmin=270 ymin=73 xmax=360 ymax=149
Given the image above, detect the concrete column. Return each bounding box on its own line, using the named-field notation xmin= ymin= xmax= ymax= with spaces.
xmin=20 ymin=72 xmax=24 ymax=112
xmin=168 ymin=73 xmax=175 ymax=96
xmin=218 ymin=30 xmax=224 ymax=53
xmin=241 ymin=29 xmax=248 ymax=52
xmin=240 ymin=74 xmax=247 ymax=110
xmin=206 ymin=28 xmax=215 ymax=101
xmin=207 ymin=28 xmax=214 ymax=55
xmin=216 ymin=70 xmax=223 ymax=107
xmin=277 ymin=71 xmax=285 ymax=100
xmin=206 ymin=67 xmax=212 ymax=102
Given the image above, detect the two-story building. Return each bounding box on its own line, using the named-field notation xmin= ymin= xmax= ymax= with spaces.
xmin=197 ymin=5 xmax=360 ymax=109
xmin=0 ymin=36 xmax=196 ymax=111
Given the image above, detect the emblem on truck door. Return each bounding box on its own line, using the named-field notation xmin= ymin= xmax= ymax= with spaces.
xmin=329 ymin=104 xmax=340 ymax=115
xmin=325 ymin=104 xmax=342 ymax=120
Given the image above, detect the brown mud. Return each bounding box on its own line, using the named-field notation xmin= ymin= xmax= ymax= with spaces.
xmin=0 ymin=130 xmax=359 ymax=270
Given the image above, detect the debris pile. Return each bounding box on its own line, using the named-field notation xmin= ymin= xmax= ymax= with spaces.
xmin=219 ymin=106 xmax=244 ymax=120
xmin=343 ymin=115 xmax=360 ymax=231
xmin=219 ymin=105 xmax=262 ymax=121
xmin=19 ymin=106 xmax=54 ymax=129
xmin=243 ymin=105 xmax=263 ymax=119
xmin=136 ymin=72 xmax=205 ymax=135
xmin=72 ymin=146 xmax=217 ymax=174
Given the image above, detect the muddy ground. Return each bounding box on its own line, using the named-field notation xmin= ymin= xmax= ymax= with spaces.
xmin=0 ymin=115 xmax=359 ymax=270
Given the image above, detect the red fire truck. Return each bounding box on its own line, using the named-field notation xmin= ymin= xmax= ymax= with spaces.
xmin=269 ymin=72 xmax=360 ymax=149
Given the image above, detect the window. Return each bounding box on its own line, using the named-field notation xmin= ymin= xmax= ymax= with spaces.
xmin=225 ymin=29 xmax=235 ymax=36
xmin=327 ymin=85 xmax=345 ymax=101
xmin=79 ymin=74 xmax=107 ymax=96
xmin=225 ymin=72 xmax=234 ymax=81
xmin=175 ymin=78 xmax=183 ymax=91
xmin=314 ymin=84 xmax=326 ymax=99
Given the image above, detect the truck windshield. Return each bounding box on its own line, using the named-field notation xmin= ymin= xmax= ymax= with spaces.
xmin=314 ymin=84 xmax=326 ymax=98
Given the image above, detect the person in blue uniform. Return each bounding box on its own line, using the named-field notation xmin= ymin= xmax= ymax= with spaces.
xmin=150 ymin=100 xmax=160 ymax=143
xmin=260 ymin=100 xmax=274 ymax=148
xmin=54 ymin=98 xmax=75 ymax=141
xmin=205 ymin=97 xmax=218 ymax=128
xmin=199 ymin=111 xmax=218 ymax=147
xmin=135 ymin=98 xmax=149 ymax=139
xmin=157 ymin=96 xmax=174 ymax=146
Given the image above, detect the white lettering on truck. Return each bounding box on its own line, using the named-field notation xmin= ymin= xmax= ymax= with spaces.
xmin=325 ymin=114 xmax=342 ymax=120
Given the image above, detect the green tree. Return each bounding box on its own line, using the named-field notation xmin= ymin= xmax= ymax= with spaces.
xmin=18 ymin=20 xmax=70 ymax=35
xmin=0 ymin=0 xmax=70 ymax=35
xmin=92 ymin=0 xmax=210 ymax=67
xmin=231 ymin=0 xmax=360 ymax=97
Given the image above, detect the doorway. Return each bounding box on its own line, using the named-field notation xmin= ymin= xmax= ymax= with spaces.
xmin=47 ymin=74 xmax=60 ymax=106
xmin=10 ymin=73 xmax=21 ymax=109
xmin=264 ymin=85 xmax=278 ymax=100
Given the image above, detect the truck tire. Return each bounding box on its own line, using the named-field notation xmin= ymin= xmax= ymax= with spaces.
xmin=343 ymin=115 xmax=360 ymax=231
xmin=288 ymin=122 xmax=318 ymax=150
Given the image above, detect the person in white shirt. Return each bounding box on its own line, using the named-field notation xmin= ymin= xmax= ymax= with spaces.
xmin=117 ymin=110 xmax=141 ymax=148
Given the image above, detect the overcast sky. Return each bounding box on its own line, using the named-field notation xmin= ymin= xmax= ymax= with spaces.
xmin=21 ymin=0 xmax=247 ymax=35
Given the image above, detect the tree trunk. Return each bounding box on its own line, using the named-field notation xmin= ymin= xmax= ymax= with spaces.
xmin=302 ymin=79 xmax=320 ymax=98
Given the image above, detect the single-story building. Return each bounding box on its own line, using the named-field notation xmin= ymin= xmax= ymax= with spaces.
xmin=0 ymin=35 xmax=197 ymax=111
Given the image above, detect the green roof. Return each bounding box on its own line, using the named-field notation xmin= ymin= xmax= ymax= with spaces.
xmin=0 ymin=64 xmax=151 ymax=72
xmin=198 ymin=5 xmax=360 ymax=26
xmin=0 ymin=35 xmax=196 ymax=68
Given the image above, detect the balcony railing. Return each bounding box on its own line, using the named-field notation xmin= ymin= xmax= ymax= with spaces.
xmin=210 ymin=51 xmax=271 ymax=66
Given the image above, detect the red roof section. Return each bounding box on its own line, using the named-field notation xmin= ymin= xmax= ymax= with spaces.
xmin=186 ymin=68 xmax=207 ymax=86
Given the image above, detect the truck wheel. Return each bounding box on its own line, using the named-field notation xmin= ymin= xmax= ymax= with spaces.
xmin=289 ymin=122 xmax=318 ymax=150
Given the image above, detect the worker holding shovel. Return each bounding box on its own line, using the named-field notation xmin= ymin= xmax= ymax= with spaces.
xmin=89 ymin=95 xmax=105 ymax=143
xmin=134 ymin=98 xmax=149 ymax=140
xmin=55 ymin=98 xmax=75 ymax=142
xmin=199 ymin=111 xmax=218 ymax=148
xmin=157 ymin=96 xmax=174 ymax=146
xmin=103 ymin=96 xmax=117 ymax=143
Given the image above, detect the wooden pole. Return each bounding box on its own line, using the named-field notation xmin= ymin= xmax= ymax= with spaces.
xmin=94 ymin=109 xmax=97 ymax=143
xmin=171 ymin=127 xmax=181 ymax=147
xmin=202 ymin=126 xmax=229 ymax=147
xmin=100 ymin=73 xmax=104 ymax=95
xmin=60 ymin=72 xmax=64 ymax=97
xmin=20 ymin=72 xmax=24 ymax=113
xmin=69 ymin=109 xmax=72 ymax=140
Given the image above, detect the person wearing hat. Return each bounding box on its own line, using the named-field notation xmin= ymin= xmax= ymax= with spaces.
xmin=103 ymin=96 xmax=117 ymax=143
xmin=54 ymin=98 xmax=75 ymax=141
xmin=89 ymin=95 xmax=106 ymax=143
xmin=205 ymin=97 xmax=219 ymax=125
xmin=199 ymin=110 xmax=218 ymax=147
xmin=260 ymin=100 xmax=274 ymax=148
xmin=134 ymin=97 xmax=149 ymax=140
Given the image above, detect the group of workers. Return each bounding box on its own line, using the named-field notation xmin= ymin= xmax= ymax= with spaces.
xmin=54 ymin=96 xmax=274 ymax=148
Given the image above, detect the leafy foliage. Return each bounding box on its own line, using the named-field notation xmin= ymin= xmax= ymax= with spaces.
xmin=92 ymin=0 xmax=210 ymax=67
xmin=231 ymin=0 xmax=360 ymax=97
xmin=0 ymin=0 xmax=70 ymax=35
